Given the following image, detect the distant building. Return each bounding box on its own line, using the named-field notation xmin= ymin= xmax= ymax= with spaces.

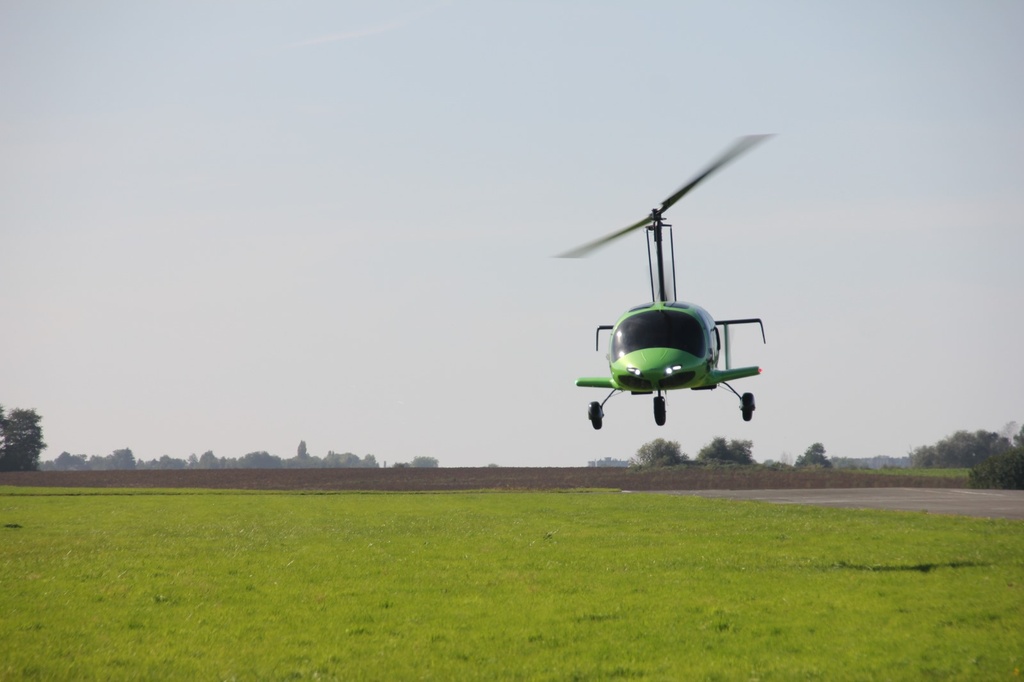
xmin=588 ymin=457 xmax=630 ymax=468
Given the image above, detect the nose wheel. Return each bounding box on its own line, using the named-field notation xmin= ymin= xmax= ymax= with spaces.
xmin=653 ymin=394 xmax=666 ymax=426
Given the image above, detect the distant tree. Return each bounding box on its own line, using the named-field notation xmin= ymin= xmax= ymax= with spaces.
xmin=324 ymin=451 xmax=362 ymax=467
xmin=80 ymin=448 xmax=134 ymax=470
xmin=281 ymin=441 xmax=318 ymax=468
xmin=51 ymin=452 xmax=89 ymax=471
xmin=795 ymin=442 xmax=832 ymax=468
xmin=153 ymin=455 xmax=187 ymax=470
xmin=631 ymin=438 xmax=687 ymax=468
xmin=361 ymin=454 xmax=379 ymax=468
xmin=109 ymin=448 xmax=136 ymax=470
xmin=1015 ymin=425 xmax=1024 ymax=449
xmin=911 ymin=430 xmax=1011 ymax=468
xmin=239 ymin=451 xmax=282 ymax=468
xmin=410 ymin=456 xmax=439 ymax=468
xmin=187 ymin=454 xmax=199 ymax=468
xmin=696 ymin=437 xmax=753 ymax=465
xmin=0 ymin=406 xmax=46 ymax=471
xmin=197 ymin=450 xmax=220 ymax=469
xmin=87 ymin=455 xmax=109 ymax=470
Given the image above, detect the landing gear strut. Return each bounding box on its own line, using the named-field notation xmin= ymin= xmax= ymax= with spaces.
xmin=653 ymin=394 xmax=666 ymax=426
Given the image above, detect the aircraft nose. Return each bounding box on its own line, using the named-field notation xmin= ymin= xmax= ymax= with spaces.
xmin=637 ymin=348 xmax=672 ymax=367
xmin=634 ymin=349 xmax=703 ymax=386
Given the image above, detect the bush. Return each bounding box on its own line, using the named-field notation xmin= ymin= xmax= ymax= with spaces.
xmin=912 ymin=429 xmax=1012 ymax=468
xmin=968 ymin=447 xmax=1024 ymax=490
xmin=795 ymin=442 xmax=831 ymax=468
xmin=631 ymin=439 xmax=688 ymax=468
xmin=696 ymin=437 xmax=754 ymax=465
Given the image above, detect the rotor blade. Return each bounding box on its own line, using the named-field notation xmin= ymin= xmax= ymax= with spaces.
xmin=659 ymin=134 xmax=773 ymax=214
xmin=556 ymin=215 xmax=653 ymax=258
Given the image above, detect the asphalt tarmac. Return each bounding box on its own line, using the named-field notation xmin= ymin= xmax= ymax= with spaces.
xmin=641 ymin=488 xmax=1024 ymax=520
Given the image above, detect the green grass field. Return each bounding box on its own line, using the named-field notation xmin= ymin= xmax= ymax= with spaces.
xmin=2 ymin=488 xmax=1021 ymax=680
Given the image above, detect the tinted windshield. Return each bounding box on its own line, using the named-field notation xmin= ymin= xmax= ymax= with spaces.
xmin=611 ymin=310 xmax=707 ymax=359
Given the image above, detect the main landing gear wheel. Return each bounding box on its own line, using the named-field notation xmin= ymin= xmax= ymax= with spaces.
xmin=588 ymin=401 xmax=604 ymax=430
xmin=654 ymin=395 xmax=666 ymax=426
xmin=741 ymin=392 xmax=755 ymax=422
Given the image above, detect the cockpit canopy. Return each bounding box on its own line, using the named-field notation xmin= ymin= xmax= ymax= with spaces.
xmin=611 ymin=309 xmax=707 ymax=360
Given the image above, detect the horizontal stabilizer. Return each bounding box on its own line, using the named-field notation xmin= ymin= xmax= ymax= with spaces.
xmin=709 ymin=366 xmax=762 ymax=384
xmin=576 ymin=377 xmax=618 ymax=389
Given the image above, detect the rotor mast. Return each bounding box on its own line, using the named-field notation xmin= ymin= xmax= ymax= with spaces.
xmin=648 ymin=208 xmax=670 ymax=303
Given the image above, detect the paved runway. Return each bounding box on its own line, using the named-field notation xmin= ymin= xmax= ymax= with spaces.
xmin=641 ymin=488 xmax=1024 ymax=520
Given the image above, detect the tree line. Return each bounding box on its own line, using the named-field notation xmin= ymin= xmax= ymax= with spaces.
xmin=40 ymin=440 xmax=440 ymax=471
xmin=632 ymin=436 xmax=839 ymax=469
xmin=5 ymin=402 xmax=1020 ymax=479
xmin=908 ymin=425 xmax=1023 ymax=469
xmin=42 ymin=447 xmax=381 ymax=471
xmin=631 ymin=421 xmax=1024 ymax=473
xmin=631 ymin=437 xmax=756 ymax=468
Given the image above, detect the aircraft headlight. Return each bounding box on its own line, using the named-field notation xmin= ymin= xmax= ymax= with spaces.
xmin=665 ymin=365 xmax=682 ymax=375
xmin=627 ymin=366 xmax=642 ymax=376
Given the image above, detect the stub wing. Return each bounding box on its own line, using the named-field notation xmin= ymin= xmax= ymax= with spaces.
xmin=708 ymin=366 xmax=762 ymax=384
xmin=576 ymin=377 xmax=618 ymax=389
xmin=577 ymin=367 xmax=761 ymax=390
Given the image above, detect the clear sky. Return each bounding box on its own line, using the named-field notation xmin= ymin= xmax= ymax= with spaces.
xmin=2 ymin=1 xmax=1022 ymax=467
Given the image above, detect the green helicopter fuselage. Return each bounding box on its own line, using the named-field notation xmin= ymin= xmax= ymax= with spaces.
xmin=576 ymin=301 xmax=761 ymax=393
